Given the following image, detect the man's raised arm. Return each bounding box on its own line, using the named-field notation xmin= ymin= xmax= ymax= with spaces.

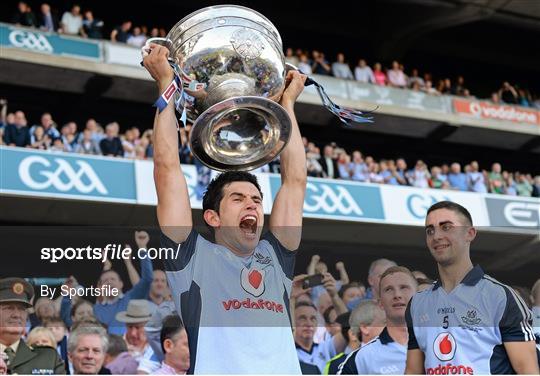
xmin=269 ymin=71 xmax=307 ymax=250
xmin=143 ymin=44 xmax=192 ymax=243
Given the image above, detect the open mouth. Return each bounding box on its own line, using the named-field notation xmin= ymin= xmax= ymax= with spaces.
xmin=239 ymin=214 xmax=257 ymax=235
xmin=434 ymin=244 xmax=450 ymax=250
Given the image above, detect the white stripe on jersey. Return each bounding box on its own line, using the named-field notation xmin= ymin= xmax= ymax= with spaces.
xmin=484 ymin=275 xmax=535 ymax=341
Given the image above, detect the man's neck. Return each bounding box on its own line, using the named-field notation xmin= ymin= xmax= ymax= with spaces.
xmin=295 ymin=336 xmax=313 ymax=352
xmin=215 ymin=234 xmax=255 ymax=257
xmin=164 ymin=359 xmax=186 ymax=374
xmin=150 ymin=292 xmax=164 ymax=305
xmin=438 ymin=258 xmax=474 ymax=293
xmin=386 ymin=323 xmax=408 ymax=346
xmin=0 ymin=334 xmax=19 ymax=347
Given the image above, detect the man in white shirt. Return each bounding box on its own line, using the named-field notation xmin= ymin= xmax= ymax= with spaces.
xmin=60 ymin=4 xmax=84 ymax=36
xmin=354 ymin=59 xmax=375 ymax=84
xmin=154 ymin=315 xmax=189 ymax=375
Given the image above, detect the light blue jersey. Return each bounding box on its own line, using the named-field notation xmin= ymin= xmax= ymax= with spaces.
xmin=337 ymin=328 xmax=406 ymax=374
xmin=406 ymin=265 xmax=535 ymax=374
xmin=162 ymin=230 xmax=301 ymax=374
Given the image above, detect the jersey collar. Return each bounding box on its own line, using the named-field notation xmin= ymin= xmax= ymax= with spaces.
xmin=378 ymin=327 xmax=394 ymax=345
xmin=432 ymin=264 xmax=484 ymax=290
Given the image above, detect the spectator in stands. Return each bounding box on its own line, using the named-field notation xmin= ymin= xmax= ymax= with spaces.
xmin=532 ymin=176 xmax=540 ymax=197
xmin=320 ymin=145 xmax=339 ymax=179
xmin=31 ymin=297 xmax=57 ymax=328
xmin=12 ymin=1 xmax=37 ymax=27
xmin=30 ymin=112 xmax=60 ymax=141
xmin=488 ymin=162 xmax=504 ymax=194
xmin=503 ymin=171 xmax=517 ymax=195
xmin=127 ymin=26 xmax=147 ymax=48
xmin=122 ymin=128 xmax=137 ymax=158
xmin=155 ymin=315 xmax=190 ymax=375
xmin=70 ymin=299 xmax=95 ymax=325
xmin=82 ymin=118 xmax=104 ymax=143
xmin=408 ymin=160 xmax=430 ymax=188
xmin=407 ymin=68 xmax=424 ymax=89
xmin=338 ymin=282 xmax=366 ymax=309
xmin=312 ymin=50 xmax=332 ymax=76
xmin=395 ymin=158 xmax=409 ymax=185
xmin=26 ymin=326 xmax=56 ymax=348
xmin=515 ymin=172 xmax=533 ymax=197
xmin=373 ymin=63 xmax=387 ymax=86
xmin=350 ymin=151 xmax=368 ymax=182
xmin=499 ymin=82 xmax=518 ymax=104
xmin=294 ymin=301 xmax=347 ymax=373
xmin=111 ymin=20 xmax=132 ymax=43
xmin=380 ymin=160 xmax=398 ymax=185
xmin=490 ymin=92 xmax=502 ymax=104
xmin=517 ymin=88 xmax=532 ymax=107
xmin=332 ymin=53 xmax=353 ymax=80
xmin=430 ymin=166 xmax=446 ymax=189
xmin=354 ymin=59 xmax=375 ymax=84
xmin=439 ymin=78 xmax=452 ymax=94
xmin=75 ymin=128 xmax=100 ymax=154
xmin=467 ymin=160 xmax=487 ymax=193
xmin=387 ymin=61 xmax=407 ymax=88
xmin=99 ymin=122 xmax=123 ymax=157
xmin=43 ymin=317 xmax=69 ymax=373
xmin=68 ymin=325 xmax=108 ymax=375
xmin=364 ymin=258 xmax=397 ymax=301
xmin=104 ymin=334 xmax=138 ymax=374
xmin=452 ymin=75 xmax=467 ymax=96
xmin=148 ymin=270 xmax=170 ymax=307
xmin=423 ymin=79 xmax=439 ymax=95
xmin=61 ymin=122 xmax=78 ymax=152
xmin=447 ymin=162 xmax=467 ymax=191
xmin=3 ymin=110 xmax=30 ymax=147
xmin=297 ymin=53 xmax=312 ymax=75
xmin=30 ymin=125 xmax=50 ymax=150
xmin=368 ymin=162 xmax=384 ymax=184
xmin=116 ymin=300 xmax=160 ymax=373
xmin=349 ymin=299 xmax=385 ymax=350
xmin=338 ymin=152 xmax=353 ymax=179
xmin=60 ymin=4 xmax=85 ymax=37
xmin=83 ymin=10 xmax=104 ymax=40
xmin=285 ymin=47 xmax=299 ymax=67
xmin=149 ymin=27 xmax=159 ymax=38
xmin=38 ymin=3 xmax=58 ymax=32
xmin=306 ymin=144 xmax=323 ymax=178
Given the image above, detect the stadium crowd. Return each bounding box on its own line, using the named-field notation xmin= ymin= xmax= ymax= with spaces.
xmin=0 ymin=230 xmax=539 ymax=374
xmin=7 ymin=1 xmax=540 ymax=107
xmin=1 ymin=100 xmax=539 ymax=197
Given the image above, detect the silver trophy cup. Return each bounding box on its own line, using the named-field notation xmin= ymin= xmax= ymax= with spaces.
xmin=165 ymin=5 xmax=291 ymax=171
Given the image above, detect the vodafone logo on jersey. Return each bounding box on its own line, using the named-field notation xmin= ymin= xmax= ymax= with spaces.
xmin=240 ymin=267 xmax=265 ymax=297
xmin=433 ymin=332 xmax=457 ymax=361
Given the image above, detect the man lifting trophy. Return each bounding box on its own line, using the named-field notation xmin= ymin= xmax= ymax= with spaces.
xmin=142 ymin=5 xmax=370 ymax=373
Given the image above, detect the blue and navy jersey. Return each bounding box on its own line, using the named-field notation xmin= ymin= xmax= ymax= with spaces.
xmin=162 ymin=230 xmax=301 ymax=374
xmin=337 ymin=328 xmax=407 ymax=374
xmin=406 ymin=265 xmax=535 ymax=374
xmin=296 ymin=334 xmax=337 ymax=373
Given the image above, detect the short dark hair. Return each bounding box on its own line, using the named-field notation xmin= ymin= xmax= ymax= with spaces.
xmin=294 ymin=301 xmax=317 ymax=311
xmin=106 ymin=334 xmax=127 ymax=356
xmin=160 ymin=315 xmax=184 ymax=354
xmin=335 ymin=311 xmax=351 ymax=343
xmin=202 ymin=171 xmax=263 ymax=215
xmin=426 ymin=201 xmax=473 ymax=226
xmin=338 ymin=282 xmax=364 ymax=299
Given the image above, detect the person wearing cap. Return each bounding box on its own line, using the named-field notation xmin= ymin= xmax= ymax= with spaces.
xmin=0 ymin=277 xmax=65 ymax=375
xmin=115 ymin=299 xmax=159 ymax=373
